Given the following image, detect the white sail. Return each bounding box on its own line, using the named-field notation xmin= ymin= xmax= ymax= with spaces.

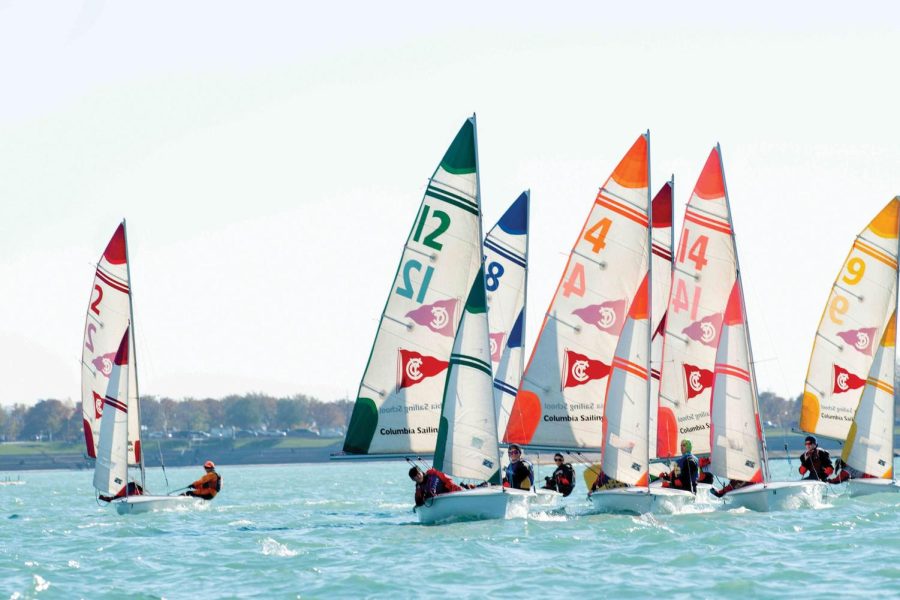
xmin=842 ymin=312 xmax=896 ymax=478
xmin=81 ymin=222 xmax=141 ymax=466
xmin=504 ymin=134 xmax=650 ymax=450
xmin=434 ymin=267 xmax=501 ymax=482
xmin=657 ymin=147 xmax=737 ymax=458
xmin=344 ymin=117 xmax=483 ymax=456
xmin=485 ymin=191 xmax=529 ymax=439
xmin=600 ymin=275 xmax=651 ymax=486
xmin=93 ymin=329 xmax=131 ymax=496
xmin=649 ymin=180 xmax=674 ymax=460
xmin=801 ymin=198 xmax=900 ymax=440
xmin=709 ymin=281 xmax=765 ymax=484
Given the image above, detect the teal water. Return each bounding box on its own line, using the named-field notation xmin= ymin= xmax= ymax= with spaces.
xmin=2 ymin=459 xmax=899 ymax=599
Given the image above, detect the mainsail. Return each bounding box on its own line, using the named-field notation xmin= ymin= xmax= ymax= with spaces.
xmin=657 ymin=147 xmax=737 ymax=457
xmin=81 ymin=222 xmax=141 ymax=466
xmin=433 ymin=266 xmax=502 ymax=483
xmin=649 ymin=180 xmax=674 ymax=459
xmin=504 ymin=134 xmax=650 ymax=450
xmin=485 ymin=191 xmax=530 ymax=439
xmin=801 ymin=198 xmax=900 ymax=440
xmin=708 ymin=281 xmax=766 ymax=484
xmin=344 ymin=117 xmax=484 ymax=456
xmin=842 ymin=312 xmax=896 ymax=478
xmin=600 ymin=275 xmax=651 ymax=486
xmin=93 ymin=328 xmax=132 ymax=496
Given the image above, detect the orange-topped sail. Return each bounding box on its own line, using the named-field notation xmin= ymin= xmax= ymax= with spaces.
xmin=693 ymin=147 xmax=725 ymax=200
xmin=504 ymin=133 xmax=650 ymax=450
xmin=610 ymin=135 xmax=649 ymax=190
xmin=867 ymin=197 xmax=900 ymax=239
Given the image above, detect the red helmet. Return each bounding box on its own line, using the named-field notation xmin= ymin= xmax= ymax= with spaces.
xmin=204 ymin=460 xmax=215 ymax=469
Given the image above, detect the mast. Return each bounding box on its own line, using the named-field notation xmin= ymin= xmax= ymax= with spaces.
xmin=718 ymin=145 xmax=769 ymax=483
xmin=471 ymin=114 xmax=503 ymax=477
xmin=121 ymin=220 xmax=146 ymax=489
xmin=644 ymin=131 xmax=652 ymax=490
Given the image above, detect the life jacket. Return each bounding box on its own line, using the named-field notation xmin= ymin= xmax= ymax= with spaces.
xmin=192 ymin=471 xmax=221 ymax=499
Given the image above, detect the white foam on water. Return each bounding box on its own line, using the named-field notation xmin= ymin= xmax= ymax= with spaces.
xmin=67 ymin=561 xmax=79 ymax=569
xmin=33 ymin=575 xmax=50 ymax=592
xmin=259 ymin=538 xmax=298 ymax=557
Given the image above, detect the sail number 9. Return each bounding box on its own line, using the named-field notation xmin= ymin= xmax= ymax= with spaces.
xmin=828 ymin=294 xmax=849 ymax=325
xmin=842 ymin=257 xmax=866 ymax=286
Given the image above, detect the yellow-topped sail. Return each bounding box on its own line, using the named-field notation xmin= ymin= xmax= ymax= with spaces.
xmin=801 ymin=197 xmax=900 ymax=440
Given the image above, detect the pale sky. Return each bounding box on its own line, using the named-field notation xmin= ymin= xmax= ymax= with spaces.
xmin=1 ymin=1 xmax=899 ymax=406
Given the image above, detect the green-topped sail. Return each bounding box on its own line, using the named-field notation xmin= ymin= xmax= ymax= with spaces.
xmin=433 ymin=266 xmax=502 ymax=485
xmin=343 ymin=116 xmax=483 ymax=456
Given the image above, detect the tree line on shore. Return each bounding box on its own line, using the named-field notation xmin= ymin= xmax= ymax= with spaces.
xmin=0 ymin=393 xmax=353 ymax=443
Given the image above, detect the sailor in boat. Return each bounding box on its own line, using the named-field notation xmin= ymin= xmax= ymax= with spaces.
xmin=826 ymin=458 xmax=873 ymax=484
xmin=181 ymin=460 xmax=222 ymax=500
xmin=710 ymin=479 xmax=752 ymax=498
xmin=409 ymin=466 xmax=463 ymax=507
xmin=798 ymin=436 xmax=834 ymax=482
xmin=502 ymin=444 xmax=534 ymax=490
xmin=657 ymin=439 xmax=700 ymax=493
xmin=98 ymin=481 xmax=144 ymax=502
xmin=697 ymin=456 xmax=714 ymax=485
xmin=541 ymin=453 xmax=576 ymax=496
xmin=589 ymin=469 xmax=626 ymax=492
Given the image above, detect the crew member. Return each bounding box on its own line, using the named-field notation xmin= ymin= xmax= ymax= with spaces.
xmin=99 ymin=481 xmax=143 ymax=502
xmin=503 ymin=444 xmax=534 ymax=490
xmin=542 ymin=453 xmax=575 ymax=496
xmin=409 ymin=466 xmax=462 ymax=506
xmin=798 ymin=436 xmax=833 ymax=481
xmin=659 ymin=439 xmax=699 ymax=492
xmin=184 ymin=460 xmax=222 ymax=500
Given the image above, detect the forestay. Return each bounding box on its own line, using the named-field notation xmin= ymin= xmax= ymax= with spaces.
xmin=801 ymin=198 xmax=900 ymax=440
xmin=485 ymin=192 xmax=530 ymax=439
xmin=504 ymin=134 xmax=650 ymax=450
xmin=93 ymin=329 xmax=131 ymax=497
xmin=343 ymin=118 xmax=484 ymax=456
xmin=81 ymin=222 xmax=141 ymax=466
xmin=842 ymin=312 xmax=896 ymax=478
xmin=601 ymin=275 xmax=651 ymax=486
xmin=649 ymin=180 xmax=674 ymax=459
xmin=709 ymin=281 xmax=765 ymax=484
xmin=657 ymin=148 xmax=737 ymax=458
xmin=433 ymin=267 xmax=502 ymax=483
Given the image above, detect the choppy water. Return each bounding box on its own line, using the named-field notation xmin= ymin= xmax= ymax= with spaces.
xmin=2 ymin=458 xmax=899 ymax=599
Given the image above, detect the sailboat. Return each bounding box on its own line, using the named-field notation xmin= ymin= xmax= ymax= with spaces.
xmin=416 ymin=267 xmax=530 ymax=524
xmin=503 ymin=134 xmax=651 ymax=481
xmin=342 ymin=117 xmax=487 ymax=459
xmin=83 ymin=222 xmax=194 ymax=514
xmin=801 ymin=198 xmax=900 ymax=497
xmin=590 ymin=180 xmax=694 ymax=514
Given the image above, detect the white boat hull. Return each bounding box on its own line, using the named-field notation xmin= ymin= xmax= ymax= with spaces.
xmin=415 ymin=487 xmax=529 ymax=525
xmin=589 ymin=486 xmax=696 ymax=515
xmin=721 ymin=480 xmax=826 ymax=512
xmin=111 ymin=495 xmax=200 ymax=515
xmin=848 ymin=478 xmax=900 ymax=497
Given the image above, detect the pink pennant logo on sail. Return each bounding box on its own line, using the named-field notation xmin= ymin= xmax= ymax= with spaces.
xmin=836 ymin=327 xmax=877 ymax=356
xmin=405 ymin=299 xmax=458 ymax=337
xmin=91 ymin=352 xmax=117 ymax=378
xmin=572 ymin=299 xmax=626 ymax=336
xmin=682 ymin=313 xmax=723 ymax=347
xmin=832 ymin=364 xmax=866 ymax=393
xmin=489 ymin=332 xmax=505 ymax=362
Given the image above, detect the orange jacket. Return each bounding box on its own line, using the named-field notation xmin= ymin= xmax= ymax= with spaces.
xmin=190 ymin=471 xmax=221 ymax=499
